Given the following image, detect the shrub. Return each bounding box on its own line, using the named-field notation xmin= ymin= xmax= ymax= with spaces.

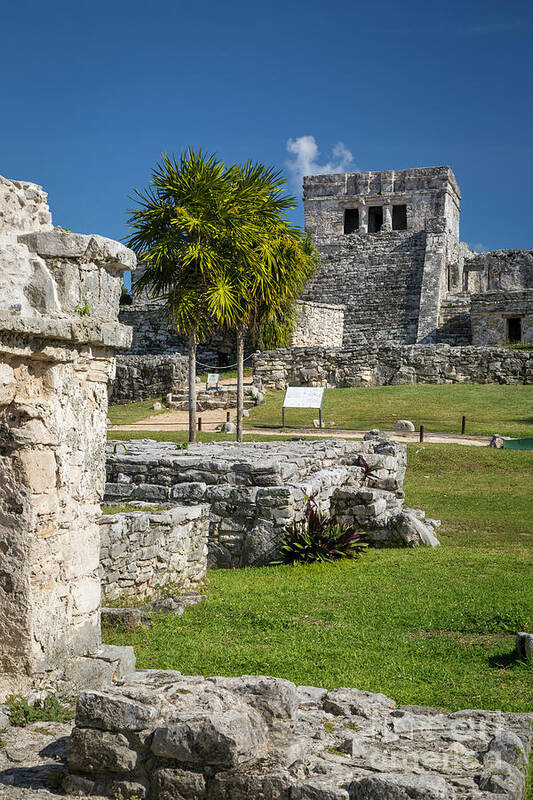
xmin=275 ymin=496 xmax=368 ymax=565
xmin=6 ymin=695 xmax=74 ymax=727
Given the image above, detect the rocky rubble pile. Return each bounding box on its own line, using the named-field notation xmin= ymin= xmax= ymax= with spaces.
xmin=59 ymin=670 xmax=533 ymax=799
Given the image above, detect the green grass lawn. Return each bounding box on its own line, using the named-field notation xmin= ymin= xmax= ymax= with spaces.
xmin=104 ymin=444 xmax=533 ymax=712
xmin=108 ymin=398 xmax=169 ymax=425
xmin=247 ymin=384 xmax=533 ymax=437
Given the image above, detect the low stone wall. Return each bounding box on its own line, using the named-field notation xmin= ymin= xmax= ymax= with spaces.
xmin=292 ymin=300 xmax=345 ymax=346
xmin=105 ymin=439 xmax=439 ymax=567
xmin=110 ymin=353 xmax=188 ymax=403
xmin=253 ymin=343 xmax=533 ymax=388
xmin=65 ymin=670 xmax=533 ymax=800
xmin=99 ymin=504 xmax=209 ymax=602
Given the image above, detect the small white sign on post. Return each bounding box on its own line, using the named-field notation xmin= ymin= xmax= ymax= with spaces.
xmin=282 ymin=386 xmax=325 ymax=427
xmin=206 ymin=373 xmax=220 ymax=391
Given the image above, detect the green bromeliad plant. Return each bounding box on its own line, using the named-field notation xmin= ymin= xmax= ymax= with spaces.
xmin=275 ymin=495 xmax=368 ymax=565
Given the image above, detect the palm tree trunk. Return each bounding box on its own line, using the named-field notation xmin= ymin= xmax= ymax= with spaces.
xmin=236 ymin=328 xmax=244 ymax=442
xmin=188 ymin=331 xmax=197 ymax=444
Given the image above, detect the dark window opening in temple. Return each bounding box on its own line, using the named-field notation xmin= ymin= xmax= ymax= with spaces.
xmin=507 ymin=317 xmax=522 ymax=343
xmin=392 ymin=205 xmax=407 ymax=230
xmin=368 ymin=206 xmax=383 ymax=233
xmin=447 ymin=264 xmax=453 ymax=292
xmin=344 ymin=208 xmax=359 ymax=234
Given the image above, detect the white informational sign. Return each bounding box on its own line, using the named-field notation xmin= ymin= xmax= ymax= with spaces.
xmin=283 ymin=386 xmax=324 ymax=409
xmin=206 ymin=373 xmax=220 ymax=390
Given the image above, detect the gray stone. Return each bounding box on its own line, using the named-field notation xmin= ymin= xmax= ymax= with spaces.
xmin=323 ymin=688 xmax=396 ymax=718
xmin=516 ymin=631 xmax=533 ymax=660
xmin=151 ymin=709 xmax=268 ymax=766
xmin=75 ymin=689 xmax=157 ymax=731
xmin=351 ymin=772 xmax=449 ymax=799
xmin=154 ymin=767 xmax=207 ymax=799
xmin=67 ymin=727 xmax=138 ymax=773
xmin=220 ymin=421 xmax=236 ymax=433
xmin=240 ymin=521 xmax=279 ymax=567
xmin=394 ymin=419 xmax=415 ymax=432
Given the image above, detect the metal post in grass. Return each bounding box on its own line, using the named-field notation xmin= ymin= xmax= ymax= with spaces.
xmin=462 ymin=415 xmax=466 ymax=435
xmin=226 ymin=411 xmax=230 ymax=422
xmin=420 ymin=424 xmax=424 ymax=442
xmin=198 ymin=416 xmax=202 ymax=432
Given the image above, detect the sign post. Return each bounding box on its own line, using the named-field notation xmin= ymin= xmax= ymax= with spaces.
xmin=206 ymin=373 xmax=220 ymax=391
xmin=282 ymin=386 xmax=325 ymax=428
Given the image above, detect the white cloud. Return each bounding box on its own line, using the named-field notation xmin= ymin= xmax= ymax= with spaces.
xmin=285 ymin=135 xmax=355 ymax=189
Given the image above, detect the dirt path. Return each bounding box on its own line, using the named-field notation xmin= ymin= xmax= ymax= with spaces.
xmin=109 ymin=408 xmax=492 ymax=446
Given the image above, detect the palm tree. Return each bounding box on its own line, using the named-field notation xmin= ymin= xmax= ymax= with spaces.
xmin=125 ymin=149 xmax=240 ymax=442
xmin=227 ymin=165 xmax=319 ymax=441
xmin=125 ymin=150 xmax=317 ymax=444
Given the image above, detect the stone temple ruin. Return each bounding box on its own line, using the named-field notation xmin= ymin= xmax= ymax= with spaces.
xmin=0 ymin=175 xmax=532 ymax=799
xmin=302 ymin=166 xmax=533 ymax=347
xmin=110 ymin=165 xmax=531 ymax=404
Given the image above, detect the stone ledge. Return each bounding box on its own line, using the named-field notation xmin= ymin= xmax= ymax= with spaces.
xmin=0 ymin=313 xmax=132 ymax=350
xmin=19 ymin=230 xmax=136 ymax=270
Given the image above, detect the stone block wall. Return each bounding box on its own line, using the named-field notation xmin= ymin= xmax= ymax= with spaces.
xmin=301 ymin=230 xmax=428 ymax=344
xmin=118 ymin=301 xmax=238 ymax=365
xmin=252 ymin=343 xmax=533 ymax=388
xmin=99 ymin=504 xmax=209 ymax=602
xmin=471 ymin=290 xmax=533 ymax=345
xmin=291 ymin=300 xmax=345 ymax=346
xmin=465 ymin=249 xmax=533 ymax=293
xmin=0 ymin=174 xmax=135 ymax=698
xmin=110 ymin=353 xmax=188 ymax=403
xmin=105 ymin=438 xmax=440 ymax=568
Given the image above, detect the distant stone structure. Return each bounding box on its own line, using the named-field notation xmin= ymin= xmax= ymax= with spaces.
xmin=253 ymin=343 xmax=533 ymax=389
xmin=0 ymin=175 xmax=135 ymax=699
xmin=302 ymin=166 xmax=533 ymax=346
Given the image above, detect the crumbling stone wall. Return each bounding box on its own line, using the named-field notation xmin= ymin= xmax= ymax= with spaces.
xmin=64 ymin=670 xmax=533 ymax=800
xmin=465 ymin=249 xmax=533 ymax=293
xmin=118 ymin=300 xmax=236 ymax=365
xmin=253 ymin=343 xmax=533 ymax=389
xmin=292 ymin=300 xmax=345 ymax=347
xmin=110 ymin=353 xmax=188 ymax=403
xmin=99 ymin=504 xmax=209 ymax=602
xmin=0 ymin=175 xmax=136 ymax=699
xmin=105 ymin=438 xmax=439 ymax=568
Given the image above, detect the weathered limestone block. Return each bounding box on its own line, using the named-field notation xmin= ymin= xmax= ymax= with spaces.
xmin=0 ymin=174 xmax=136 ymax=699
xmin=64 ymin=670 xmax=533 ymax=799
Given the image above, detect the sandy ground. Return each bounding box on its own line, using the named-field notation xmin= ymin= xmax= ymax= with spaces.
xmin=109 ymin=407 xmax=492 ymax=446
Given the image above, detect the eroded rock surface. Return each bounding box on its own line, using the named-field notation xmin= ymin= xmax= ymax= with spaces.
xmin=32 ymin=671 xmax=530 ymax=799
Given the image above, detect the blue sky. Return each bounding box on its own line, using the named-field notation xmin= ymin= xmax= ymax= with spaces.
xmin=1 ymin=0 xmax=532 ymax=262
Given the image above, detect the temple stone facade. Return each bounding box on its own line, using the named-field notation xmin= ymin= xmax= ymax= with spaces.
xmin=302 ymin=166 xmax=532 ymax=347
xmin=0 ymin=175 xmax=136 ymax=699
